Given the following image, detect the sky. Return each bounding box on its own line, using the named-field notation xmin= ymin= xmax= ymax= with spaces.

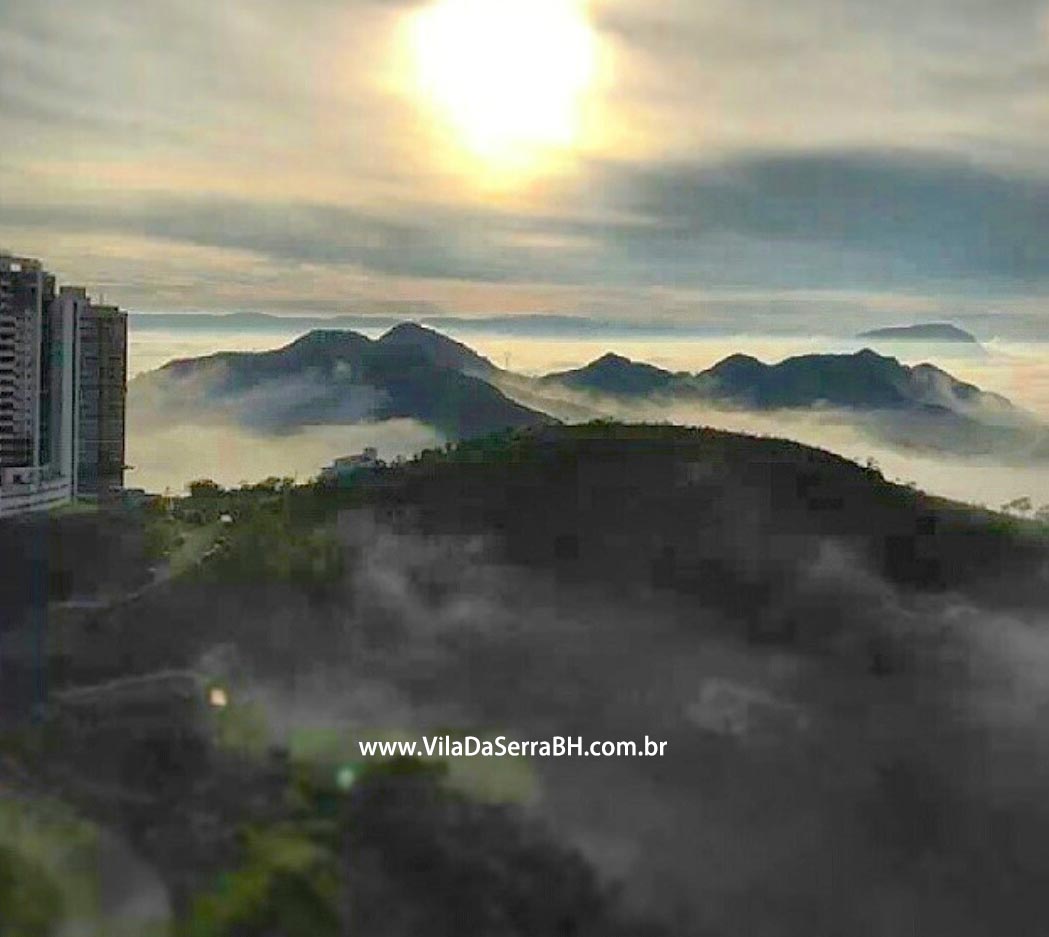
xmin=2 ymin=0 xmax=1049 ymax=336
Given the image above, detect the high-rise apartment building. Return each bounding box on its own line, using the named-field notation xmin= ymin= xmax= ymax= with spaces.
xmin=0 ymin=254 xmax=127 ymax=518
xmin=77 ymin=300 xmax=128 ymax=499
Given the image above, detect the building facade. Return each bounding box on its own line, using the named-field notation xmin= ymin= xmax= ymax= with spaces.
xmin=77 ymin=301 xmax=128 ymax=500
xmin=0 ymin=254 xmax=127 ymax=518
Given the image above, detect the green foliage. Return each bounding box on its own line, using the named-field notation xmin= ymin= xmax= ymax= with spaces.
xmin=410 ymin=427 xmax=537 ymax=467
xmin=188 ymin=479 xmax=225 ymax=500
xmin=179 ymin=758 xmax=450 ymax=937
xmin=0 ymin=844 xmax=65 ymax=937
xmin=181 ymin=827 xmax=341 ymax=937
xmin=212 ymin=701 xmax=272 ymax=757
xmin=143 ymin=510 xmax=182 ymax=561
xmin=0 ymin=798 xmax=103 ymax=937
xmin=202 ymin=504 xmax=343 ymax=588
xmin=1001 ymin=496 xmax=1033 ymax=514
xmin=244 ymin=476 xmax=296 ymax=495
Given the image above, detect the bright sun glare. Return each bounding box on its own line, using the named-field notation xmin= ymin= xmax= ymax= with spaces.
xmin=409 ymin=0 xmax=599 ymax=177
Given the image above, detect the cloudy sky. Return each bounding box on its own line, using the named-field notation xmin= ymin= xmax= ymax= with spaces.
xmin=2 ymin=0 xmax=1048 ymax=335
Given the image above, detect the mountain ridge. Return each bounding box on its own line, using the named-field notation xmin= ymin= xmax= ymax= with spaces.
xmin=137 ymin=322 xmax=1045 ymax=459
xmin=139 ymin=326 xmax=550 ymax=440
xmin=858 ymin=323 xmax=979 ymax=344
xmin=541 ymin=346 xmax=1019 ymax=416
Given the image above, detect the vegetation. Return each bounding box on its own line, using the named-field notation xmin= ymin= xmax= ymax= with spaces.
xmin=177 ymin=755 xmax=645 ymax=937
xmin=198 ymin=506 xmax=343 ymax=590
xmin=0 ymin=844 xmax=65 ymax=937
xmin=138 ymin=475 xmax=349 ymax=591
xmin=182 ymin=826 xmax=342 ymax=937
xmin=381 ymin=422 xmax=1049 ymax=614
xmin=0 ymin=798 xmax=104 ymax=937
xmin=6 ymin=421 xmax=1047 ymax=937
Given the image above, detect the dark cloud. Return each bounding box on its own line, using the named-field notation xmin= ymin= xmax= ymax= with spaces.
xmin=2 ymin=0 xmax=1049 ymax=326
xmin=589 ymin=151 xmax=1049 ymax=290
xmin=7 ymin=149 xmax=1049 ymax=299
xmin=0 ymin=197 xmax=550 ymax=284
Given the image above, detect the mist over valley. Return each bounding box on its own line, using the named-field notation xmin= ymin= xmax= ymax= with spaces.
xmin=127 ymin=318 xmax=1049 ymax=510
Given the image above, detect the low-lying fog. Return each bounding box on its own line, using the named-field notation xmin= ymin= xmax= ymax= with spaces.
xmin=127 ymin=324 xmax=1049 ymax=508
xmin=126 ymin=418 xmax=443 ymax=494
xmin=187 ymin=510 xmax=1049 ymax=935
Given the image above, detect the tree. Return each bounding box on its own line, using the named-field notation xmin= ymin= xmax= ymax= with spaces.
xmin=1001 ymin=496 xmax=1033 ymax=515
xmin=188 ymin=479 xmax=225 ymax=499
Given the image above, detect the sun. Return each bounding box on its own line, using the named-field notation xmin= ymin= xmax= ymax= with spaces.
xmin=408 ymin=0 xmax=600 ymax=177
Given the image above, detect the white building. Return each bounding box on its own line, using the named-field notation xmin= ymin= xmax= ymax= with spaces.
xmin=320 ymin=447 xmax=379 ymax=483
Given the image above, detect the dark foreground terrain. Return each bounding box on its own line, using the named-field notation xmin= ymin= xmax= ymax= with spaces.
xmin=2 ymin=423 xmax=1048 ymax=936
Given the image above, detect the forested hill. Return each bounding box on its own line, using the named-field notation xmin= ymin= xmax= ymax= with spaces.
xmin=380 ymin=424 xmax=1049 ymax=618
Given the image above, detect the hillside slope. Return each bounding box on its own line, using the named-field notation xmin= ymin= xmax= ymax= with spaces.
xmin=384 ymin=423 xmax=1048 ymax=617
xmin=135 ymin=328 xmax=551 ymax=440
xmin=537 ymin=348 xmax=1045 ymax=458
xmin=4 ymin=423 xmax=1049 ymax=937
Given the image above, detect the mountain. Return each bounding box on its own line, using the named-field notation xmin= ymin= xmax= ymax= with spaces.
xmin=136 ymin=327 xmax=551 ymax=440
xmin=858 ymin=323 xmax=979 ymax=343
xmin=542 ymin=347 xmax=1016 ymax=414
xmin=534 ymin=347 xmax=1045 ymax=458
xmin=376 ymin=322 xmax=498 ymax=377
xmin=387 ymin=423 xmax=1048 ymax=608
xmin=137 ymin=325 xmax=1044 ymax=460
xmin=693 ymin=348 xmax=1010 ymax=412
xmin=540 ymin=352 xmax=678 ymax=396
xmin=10 ymin=422 xmax=1049 ymax=937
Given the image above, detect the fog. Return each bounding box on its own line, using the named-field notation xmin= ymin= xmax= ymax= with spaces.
xmin=25 ymin=312 xmax=1049 ymax=931
xmin=466 ymin=334 xmax=1049 ymax=420
xmin=180 ymin=508 xmax=1049 ymax=935
xmin=127 ymin=323 xmax=1049 ymax=506
xmin=502 ymin=384 xmax=1049 ymax=508
xmin=125 ymin=409 xmax=442 ymax=494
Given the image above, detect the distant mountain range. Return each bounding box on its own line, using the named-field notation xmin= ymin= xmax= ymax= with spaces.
xmin=858 ymin=323 xmax=979 ymax=344
xmin=538 ymin=345 xmax=1043 ymax=457
xmin=130 ymin=311 xmax=709 ymax=339
xmin=543 ymin=347 xmax=1011 ymax=413
xmin=133 ymin=312 xmax=993 ymax=346
xmin=133 ymin=323 xmax=1046 ymax=460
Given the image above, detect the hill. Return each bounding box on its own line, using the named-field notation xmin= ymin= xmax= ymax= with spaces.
xmin=543 ymin=347 xmax=1010 ymax=413
xmin=535 ymin=347 xmax=1045 ymax=458
xmin=134 ymin=323 xmax=1044 ymax=461
xmin=136 ymin=327 xmax=550 ymax=440
xmin=540 ymin=352 xmax=679 ymax=396
xmin=858 ymin=322 xmax=979 ymax=343
xmin=386 ymin=423 xmax=1048 ymax=613
xmin=4 ymin=422 xmax=1049 ymax=937
xmin=375 ymin=322 xmax=498 ymax=377
xmin=692 ymin=348 xmax=1008 ymax=411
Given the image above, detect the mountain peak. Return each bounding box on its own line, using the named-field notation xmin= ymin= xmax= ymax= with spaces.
xmin=543 ymin=353 xmax=675 ymax=395
xmin=593 ymin=352 xmax=639 ymax=368
xmin=712 ymin=352 xmax=763 ymax=366
xmin=381 ymin=321 xmax=434 ymax=340
xmin=286 ymin=328 xmax=368 ymax=349
xmin=377 ymin=322 xmax=496 ymax=376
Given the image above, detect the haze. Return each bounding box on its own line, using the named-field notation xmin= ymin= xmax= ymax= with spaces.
xmin=2 ymin=0 xmax=1048 ymax=341
xmin=127 ymin=325 xmax=1049 ymax=508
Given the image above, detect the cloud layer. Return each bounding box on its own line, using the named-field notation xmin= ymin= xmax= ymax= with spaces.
xmin=3 ymin=0 xmax=1049 ymax=330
